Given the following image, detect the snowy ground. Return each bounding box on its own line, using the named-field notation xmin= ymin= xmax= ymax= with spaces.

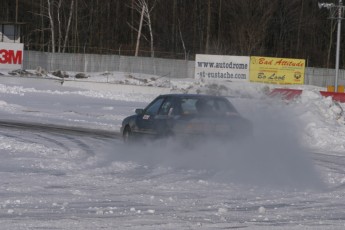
xmin=0 ymin=71 xmax=345 ymax=229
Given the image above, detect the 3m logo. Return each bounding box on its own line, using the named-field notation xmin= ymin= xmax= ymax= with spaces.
xmin=0 ymin=49 xmax=22 ymax=64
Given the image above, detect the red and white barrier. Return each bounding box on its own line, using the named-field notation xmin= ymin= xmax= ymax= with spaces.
xmin=269 ymin=88 xmax=345 ymax=103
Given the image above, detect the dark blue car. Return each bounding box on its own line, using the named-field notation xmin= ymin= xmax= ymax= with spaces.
xmin=121 ymin=94 xmax=252 ymax=142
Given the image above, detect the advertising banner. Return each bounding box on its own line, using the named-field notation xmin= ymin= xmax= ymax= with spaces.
xmin=249 ymin=56 xmax=305 ymax=84
xmin=0 ymin=42 xmax=24 ymax=70
xmin=195 ymin=54 xmax=250 ymax=81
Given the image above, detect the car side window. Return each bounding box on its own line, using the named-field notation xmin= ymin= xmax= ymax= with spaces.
xmin=145 ymin=98 xmax=165 ymax=115
xmin=181 ymin=98 xmax=198 ymax=114
xmin=215 ymin=99 xmax=238 ymax=113
xmin=158 ymin=98 xmax=174 ymax=115
xmin=213 ymin=99 xmax=237 ymax=114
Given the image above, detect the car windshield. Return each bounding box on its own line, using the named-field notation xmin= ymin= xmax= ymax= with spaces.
xmin=179 ymin=97 xmax=238 ymax=116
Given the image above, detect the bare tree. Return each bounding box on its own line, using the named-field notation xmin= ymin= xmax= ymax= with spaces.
xmin=205 ymin=0 xmax=211 ymax=53
xmin=47 ymin=0 xmax=55 ymax=53
xmin=178 ymin=19 xmax=187 ymax=60
xmin=9 ymin=0 xmax=345 ymax=67
xmin=226 ymin=0 xmax=277 ymax=55
xmin=217 ymin=0 xmax=222 ymax=47
xmin=73 ymin=0 xmax=79 ymax=53
xmin=172 ymin=0 xmax=177 ymax=52
xmin=62 ymin=0 xmax=74 ymax=53
xmin=134 ymin=3 xmax=145 ymax=56
xmin=39 ymin=0 xmax=45 ymax=51
xmin=145 ymin=1 xmax=155 ymax=57
xmin=327 ymin=20 xmax=337 ymax=68
xmin=57 ymin=0 xmax=62 ymax=52
xmin=130 ymin=0 xmax=156 ymax=57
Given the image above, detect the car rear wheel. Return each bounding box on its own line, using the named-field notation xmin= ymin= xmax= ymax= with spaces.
xmin=123 ymin=126 xmax=132 ymax=143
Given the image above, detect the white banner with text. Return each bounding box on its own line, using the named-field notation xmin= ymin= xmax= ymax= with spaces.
xmin=195 ymin=54 xmax=250 ymax=81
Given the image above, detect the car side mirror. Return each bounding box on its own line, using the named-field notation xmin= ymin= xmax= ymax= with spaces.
xmin=135 ymin=109 xmax=144 ymax=115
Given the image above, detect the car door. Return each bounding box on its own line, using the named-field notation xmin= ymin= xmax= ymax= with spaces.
xmin=136 ymin=96 xmax=176 ymax=137
xmin=135 ymin=97 xmax=165 ymax=136
xmin=153 ymin=96 xmax=176 ymax=136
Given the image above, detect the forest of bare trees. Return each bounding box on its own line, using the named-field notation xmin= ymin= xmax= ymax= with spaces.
xmin=0 ymin=0 xmax=343 ymax=68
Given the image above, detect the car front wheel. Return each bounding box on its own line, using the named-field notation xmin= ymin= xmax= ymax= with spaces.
xmin=123 ymin=126 xmax=132 ymax=143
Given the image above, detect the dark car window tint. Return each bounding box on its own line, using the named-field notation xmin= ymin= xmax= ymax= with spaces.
xmin=214 ymin=99 xmax=238 ymax=113
xmin=181 ymin=98 xmax=198 ymax=114
xmin=179 ymin=97 xmax=238 ymax=115
xmin=145 ymin=98 xmax=164 ymax=115
xmin=158 ymin=98 xmax=173 ymax=115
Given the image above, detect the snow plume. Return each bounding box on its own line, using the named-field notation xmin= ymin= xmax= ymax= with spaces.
xmin=111 ymin=102 xmax=323 ymax=191
xmin=295 ymin=90 xmax=345 ymax=152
